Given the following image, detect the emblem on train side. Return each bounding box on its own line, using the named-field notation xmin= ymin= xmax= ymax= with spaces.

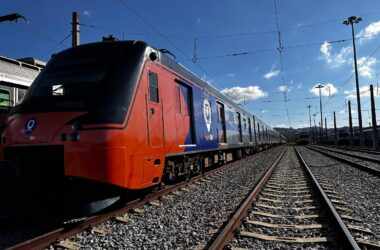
xmin=203 ymin=99 xmax=212 ymax=133
xmin=25 ymin=118 xmax=37 ymax=134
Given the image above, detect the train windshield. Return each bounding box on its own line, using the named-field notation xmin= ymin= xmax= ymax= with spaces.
xmin=12 ymin=41 xmax=146 ymax=122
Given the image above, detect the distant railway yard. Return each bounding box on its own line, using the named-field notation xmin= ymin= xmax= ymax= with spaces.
xmin=2 ymin=145 xmax=380 ymax=249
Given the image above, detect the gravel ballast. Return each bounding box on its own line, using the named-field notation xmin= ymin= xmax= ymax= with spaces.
xmin=66 ymin=146 xmax=284 ymax=249
xmin=298 ymin=146 xmax=380 ymax=243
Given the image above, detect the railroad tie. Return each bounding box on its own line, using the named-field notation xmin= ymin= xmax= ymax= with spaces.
xmin=251 ymin=211 xmax=321 ymax=219
xmin=114 ymin=213 xmax=129 ymax=223
xmin=347 ymin=224 xmax=373 ymax=234
xmin=246 ymin=219 xmax=324 ymax=229
xmin=340 ymin=214 xmax=362 ymax=223
xmin=256 ymin=203 xmax=317 ymax=211
xmin=55 ymin=239 xmax=81 ymax=250
xmin=239 ymin=231 xmax=329 ymax=243
xmin=356 ymin=238 xmax=380 ymax=248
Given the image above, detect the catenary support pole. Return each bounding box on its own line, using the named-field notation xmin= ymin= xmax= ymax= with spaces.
xmin=370 ymin=84 xmax=379 ymax=149
xmin=348 ymin=100 xmax=354 ymax=146
xmin=334 ymin=111 xmax=338 ymax=146
xmin=72 ymin=12 xmax=80 ymax=47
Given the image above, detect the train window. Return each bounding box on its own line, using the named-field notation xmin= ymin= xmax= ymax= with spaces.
xmin=149 ymin=72 xmax=159 ymax=103
xmin=0 ymin=89 xmax=11 ymax=107
xmin=243 ymin=118 xmax=247 ymax=130
xmin=16 ymin=88 xmax=27 ymax=104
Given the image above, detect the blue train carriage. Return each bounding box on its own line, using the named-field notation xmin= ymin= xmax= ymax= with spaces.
xmin=160 ymin=54 xmax=281 ymax=171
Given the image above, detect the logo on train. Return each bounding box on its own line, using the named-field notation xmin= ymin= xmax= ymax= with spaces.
xmin=25 ymin=118 xmax=37 ymax=134
xmin=203 ymin=99 xmax=212 ymax=133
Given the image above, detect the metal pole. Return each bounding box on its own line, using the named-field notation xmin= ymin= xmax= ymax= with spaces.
xmin=72 ymin=12 xmax=80 ymax=47
xmin=325 ymin=116 xmax=328 ymax=142
xmin=308 ymin=105 xmax=312 ymax=143
xmin=350 ymin=20 xmax=364 ymax=146
xmin=334 ymin=111 xmax=338 ymax=146
xmin=370 ymin=84 xmax=379 ymax=149
xmin=348 ymin=100 xmax=354 ymax=146
xmin=313 ymin=114 xmax=317 ymax=143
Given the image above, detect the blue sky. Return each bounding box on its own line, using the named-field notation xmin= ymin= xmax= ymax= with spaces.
xmin=2 ymin=0 xmax=380 ymax=128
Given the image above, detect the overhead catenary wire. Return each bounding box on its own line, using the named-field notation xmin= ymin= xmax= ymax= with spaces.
xmin=116 ymin=0 xmax=212 ymax=81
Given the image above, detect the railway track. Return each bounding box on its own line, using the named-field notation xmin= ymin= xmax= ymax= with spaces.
xmin=4 ymin=147 xmax=284 ymax=250
xmin=208 ymin=147 xmax=379 ymax=250
xmin=308 ymin=145 xmax=380 ymax=176
xmin=330 ymin=145 xmax=380 ymax=156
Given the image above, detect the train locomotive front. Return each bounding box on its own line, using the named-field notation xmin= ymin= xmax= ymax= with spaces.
xmin=1 ymin=41 xmax=166 ymax=216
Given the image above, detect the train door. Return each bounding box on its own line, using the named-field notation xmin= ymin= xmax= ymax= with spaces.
xmin=248 ymin=118 xmax=252 ymax=142
xmin=237 ymin=112 xmax=243 ymax=142
xmin=147 ymin=71 xmax=164 ymax=147
xmin=216 ymin=101 xmax=227 ymax=143
xmin=257 ymin=123 xmax=261 ymax=144
xmin=176 ymin=81 xmax=195 ymax=145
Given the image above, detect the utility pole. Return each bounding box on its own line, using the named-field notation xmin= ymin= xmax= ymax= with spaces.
xmin=72 ymin=11 xmax=80 ymax=47
xmin=313 ymin=113 xmax=317 ymax=143
xmin=348 ymin=100 xmax=354 ymax=146
xmin=370 ymin=84 xmax=379 ymax=149
xmin=325 ymin=116 xmax=328 ymax=141
xmin=343 ymin=16 xmax=363 ymax=146
xmin=307 ymin=105 xmax=312 ymax=143
xmin=334 ymin=111 xmax=338 ymax=146
xmin=192 ymin=38 xmax=198 ymax=63
xmin=315 ymin=84 xmax=324 ymax=141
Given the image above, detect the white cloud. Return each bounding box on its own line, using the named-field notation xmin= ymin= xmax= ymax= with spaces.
xmin=297 ymin=83 xmax=303 ymax=89
xmin=310 ymin=83 xmax=338 ymax=97
xmin=264 ymin=69 xmax=280 ymax=79
xmin=227 ymin=73 xmax=235 ymax=78
xmin=345 ymin=85 xmax=380 ymax=99
xmin=278 ymin=85 xmax=289 ymax=92
xmin=357 ymin=20 xmax=380 ymax=42
xmin=83 ymin=10 xmax=91 ymax=16
xmin=357 ymin=56 xmax=377 ymax=79
xmin=320 ymin=41 xmax=352 ymax=68
xmin=320 ymin=42 xmax=377 ymax=79
xmin=222 ymin=85 xmax=268 ymax=104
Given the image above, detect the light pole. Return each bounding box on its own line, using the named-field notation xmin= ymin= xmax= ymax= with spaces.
xmin=343 ymin=16 xmax=364 ymax=146
xmin=307 ymin=105 xmax=312 ymax=143
xmin=315 ymin=84 xmax=325 ymax=142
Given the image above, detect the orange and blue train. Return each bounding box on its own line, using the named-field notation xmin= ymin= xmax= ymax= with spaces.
xmin=0 ymin=40 xmax=284 ymax=213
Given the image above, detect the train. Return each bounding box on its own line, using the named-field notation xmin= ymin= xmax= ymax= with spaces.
xmin=0 ymin=40 xmax=285 ymax=216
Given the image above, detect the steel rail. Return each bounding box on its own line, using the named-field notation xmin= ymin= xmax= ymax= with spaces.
xmin=207 ymin=149 xmax=286 ymax=250
xmin=295 ymin=147 xmax=361 ymax=250
xmin=8 ymin=147 xmax=283 ymax=250
xmin=330 ymin=145 xmax=380 ymax=155
xmin=315 ymin=145 xmax=380 ymax=163
xmin=308 ymin=145 xmax=380 ymax=177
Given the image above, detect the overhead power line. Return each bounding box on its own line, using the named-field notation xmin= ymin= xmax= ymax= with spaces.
xmin=117 ymin=0 xmax=211 ymax=78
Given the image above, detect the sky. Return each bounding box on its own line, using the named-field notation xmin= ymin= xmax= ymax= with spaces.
xmin=2 ymin=0 xmax=380 ymax=129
